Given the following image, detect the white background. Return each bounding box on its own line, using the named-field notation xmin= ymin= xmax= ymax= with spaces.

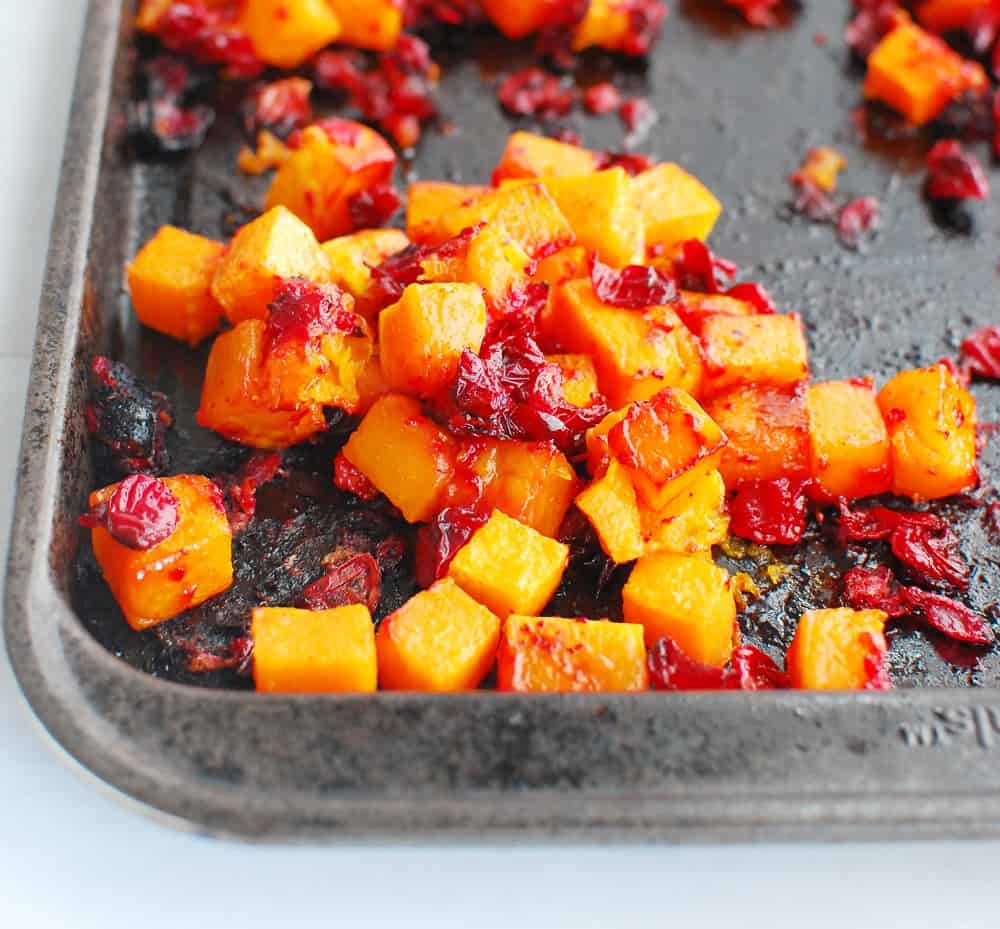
xmin=3 ymin=3 xmax=1000 ymax=926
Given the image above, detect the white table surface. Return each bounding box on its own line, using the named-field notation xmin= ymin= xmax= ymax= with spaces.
xmin=3 ymin=4 xmax=1000 ymax=926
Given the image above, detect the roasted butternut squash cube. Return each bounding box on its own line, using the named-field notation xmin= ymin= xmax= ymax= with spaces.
xmin=492 ymin=131 xmax=600 ymax=182
xmin=341 ymin=393 xmax=457 ymax=522
xmin=549 ymin=278 xmax=704 ymax=407
xmin=355 ymin=351 xmax=391 ymax=412
xmin=448 ymin=510 xmax=569 ymax=616
xmin=787 ymin=608 xmax=889 ymax=690
xmin=240 ymin=0 xmax=341 ymax=68
xmin=197 ymin=320 xmax=328 ymax=448
xmin=326 ymin=0 xmax=402 ymax=49
xmin=571 ymin=0 xmax=630 ymax=52
xmin=916 ymin=0 xmax=992 ymax=32
xmin=863 ymin=20 xmax=988 ymax=125
xmin=211 ymin=206 xmax=329 ymax=324
xmin=575 ymin=460 xmax=645 ymax=564
xmin=532 ymin=245 xmax=589 ymax=286
xmin=706 ymin=385 xmax=810 ymax=485
xmin=90 ymin=475 xmax=233 ymax=630
xmin=322 ymin=228 xmax=409 ymax=309
xmin=497 ymin=615 xmax=648 ymax=692
xmin=252 ymin=604 xmax=376 ymax=693
xmin=464 ymin=222 xmax=533 ymax=301
xmin=640 ymin=468 xmax=729 ymax=555
xmin=548 ymin=353 xmax=600 ymax=407
xmin=376 ymin=578 xmax=501 ymax=690
xmin=699 ymin=313 xmax=809 ymax=397
xmin=406 ymin=181 xmax=489 ymax=244
xmin=633 ymin=163 xmax=723 ymax=251
xmin=877 ymin=363 xmax=978 ymax=500
xmin=589 ymin=389 xmax=727 ymax=510
xmin=127 ymin=226 xmax=224 ymax=345
xmin=806 ymin=379 xmax=892 ymax=500
xmin=379 ymin=283 xmax=487 ymax=397
xmin=265 ymin=122 xmax=397 ymax=242
xmin=623 ymin=553 xmax=736 ymax=664
xmin=536 ymin=168 xmax=644 ymax=267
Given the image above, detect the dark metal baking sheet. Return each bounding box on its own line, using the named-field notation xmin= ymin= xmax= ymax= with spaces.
xmin=5 ymin=0 xmax=1000 ymax=840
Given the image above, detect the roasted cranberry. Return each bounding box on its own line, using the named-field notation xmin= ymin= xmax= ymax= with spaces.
xmin=589 ymin=255 xmax=677 ymax=308
xmin=242 ymin=77 xmax=313 ymax=139
xmin=583 ymin=82 xmax=621 ymax=115
xmin=620 ymin=0 xmax=669 ymax=55
xmin=837 ymin=504 xmax=946 ymax=543
xmin=842 ymin=565 xmax=911 ymax=617
xmin=497 ymin=67 xmax=576 ymax=119
xmin=618 ymin=97 xmax=656 ymax=137
xmin=223 ymin=451 xmax=284 ymax=534
xmin=333 ymin=452 xmax=380 ymax=502
xmin=647 ymin=636 xmax=789 ymax=690
xmin=925 ymin=140 xmax=990 ymax=201
xmin=415 ymin=506 xmax=489 ymax=589
xmin=594 ymin=150 xmax=656 ymax=175
xmin=727 ymin=646 xmax=791 ymax=690
xmin=81 ymin=473 xmax=180 ymax=550
xmin=299 ymin=552 xmax=382 ymax=613
xmin=961 ymin=325 xmax=1000 ymax=379
xmin=844 ymin=0 xmax=905 ymax=60
xmin=891 ymin=525 xmax=970 ymax=590
xmin=672 ymin=239 xmax=739 ymax=293
xmin=903 ymin=587 xmax=994 ymax=645
xmin=723 ymin=0 xmax=784 ymax=27
xmin=836 ymin=197 xmax=880 ymax=250
xmin=128 ymin=56 xmax=214 ymax=155
xmin=155 ymin=1 xmax=263 ymax=79
xmin=725 ymin=281 xmax=777 ymax=314
xmin=729 ymin=477 xmax=808 ymax=546
xmin=347 ymin=183 xmax=402 ymax=230
xmin=313 ymin=49 xmax=367 ymax=98
xmin=265 ymin=278 xmax=360 ymax=350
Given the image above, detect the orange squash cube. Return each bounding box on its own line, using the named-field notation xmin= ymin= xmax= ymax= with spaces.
xmin=322 ymin=228 xmax=409 ymax=308
xmin=264 ymin=122 xmax=397 ymax=242
xmin=699 ymin=313 xmax=810 ymax=397
xmin=787 ymin=608 xmax=889 ymax=690
xmin=863 ymin=20 xmax=988 ymax=125
xmin=240 ymin=0 xmax=341 ymax=68
xmin=532 ymin=246 xmax=589 ymax=287
xmin=326 ymin=0 xmax=403 ymax=50
xmin=806 ymin=379 xmax=892 ymax=501
xmin=640 ymin=468 xmax=730 ymax=555
xmin=341 ymin=393 xmax=457 ymax=522
xmin=492 ymin=131 xmax=600 ymax=182
xmin=252 ymin=604 xmax=376 ymax=693
xmin=376 ymin=578 xmax=501 ymax=690
xmin=378 ymin=282 xmax=487 ymax=397
xmin=547 ymin=354 xmax=600 ymax=407
xmin=633 ymin=163 xmax=723 ymax=252
xmin=623 ymin=553 xmax=736 ymax=664
xmin=355 ymin=350 xmax=391 ymax=413
xmin=127 ymin=226 xmax=225 ymax=345
xmin=549 ymin=278 xmax=704 ymax=407
xmin=589 ymin=388 xmax=727 ymax=510
xmin=571 ymin=0 xmax=630 ymax=52
xmin=197 ymin=320 xmax=328 ymax=448
xmin=575 ymin=460 xmax=645 ymax=564
xmin=497 ymin=615 xmax=648 ymax=692
xmin=706 ymin=385 xmax=810 ymax=485
xmin=89 ymin=475 xmax=233 ymax=630
xmin=464 ymin=222 xmax=533 ymax=301
xmin=211 ymin=206 xmax=329 ymax=324
xmin=406 ymin=181 xmax=489 ymax=244
xmin=877 ymin=363 xmax=978 ymax=500
xmin=448 ymin=510 xmax=569 ymax=616
xmin=917 ymin=0 xmax=992 ymax=32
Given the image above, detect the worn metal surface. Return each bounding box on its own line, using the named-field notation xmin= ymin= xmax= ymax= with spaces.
xmin=5 ymin=0 xmax=1000 ymax=840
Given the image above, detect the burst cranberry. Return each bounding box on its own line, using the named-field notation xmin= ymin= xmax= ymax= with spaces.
xmin=672 ymin=239 xmax=739 ymax=293
xmin=594 ymin=150 xmax=656 ymax=175
xmin=314 ymin=49 xmax=367 ymax=96
xmin=723 ymin=0 xmax=783 ymax=27
xmin=837 ymin=504 xmax=946 ymax=543
xmin=368 ymin=226 xmax=479 ymax=309
xmin=647 ymin=636 xmax=789 ymax=690
xmin=583 ymin=82 xmax=621 ymax=114
xmin=903 ymin=587 xmax=995 ymax=645
xmin=620 ymin=0 xmax=669 ymax=55
xmin=891 ymin=524 xmax=970 ymax=590
xmin=836 ymin=197 xmax=880 ymax=250
xmin=497 ymin=67 xmax=576 ymax=119
xmin=589 ymin=255 xmax=677 ymax=308
xmin=155 ymin=2 xmax=263 ymax=79
xmin=265 ymin=278 xmax=360 ymax=349
xmin=299 ymin=552 xmax=382 ymax=613
xmin=223 ymin=451 xmax=283 ymax=534
xmin=725 ymin=281 xmax=777 ymax=314
xmin=128 ymin=56 xmax=215 ymax=155
xmin=842 ymin=565 xmax=911 ymax=617
xmin=334 ymin=452 xmax=380 ymax=502
xmin=415 ymin=506 xmax=490 ymax=589
xmin=729 ymin=477 xmax=809 ymax=546
xmin=347 ymin=183 xmax=402 ymax=230
xmin=618 ymin=97 xmax=656 ymax=136
xmin=404 ymin=0 xmax=482 ymax=27
xmin=81 ymin=473 xmax=180 ymax=550
xmin=925 ymin=140 xmax=990 ymax=201
xmin=961 ymin=325 xmax=1000 ymax=379
xmin=242 ymin=78 xmax=313 ymax=139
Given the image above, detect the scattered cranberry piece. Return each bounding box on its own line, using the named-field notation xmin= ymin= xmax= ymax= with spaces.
xmin=265 ymin=278 xmax=361 ymax=350
xmin=405 ymin=0 xmax=483 ymax=28
xmin=672 ymin=239 xmax=739 ymax=293
xmin=723 ymin=0 xmax=784 ymax=28
xmin=791 ymin=181 xmax=838 ymax=222
xmin=242 ymin=77 xmax=313 ymax=139
xmin=299 ymin=552 xmax=382 ymax=613
xmin=837 ymin=504 xmax=946 ymax=543
xmin=729 ymin=477 xmax=808 ymax=546
xmin=620 ymin=0 xmax=669 ymax=55
xmin=154 ymin=1 xmax=263 ymax=79
xmin=861 ymin=633 xmax=893 ymax=690
xmin=347 ymin=183 xmax=402 ymax=230
xmin=497 ymin=67 xmax=576 ymax=119
xmin=185 ymin=636 xmax=254 ymax=674
xmin=724 ymin=281 xmax=777 ymax=314
xmin=961 ymin=325 xmax=1000 ymax=380
xmin=334 ymin=452 xmax=380 ymax=502
xmin=844 ymin=0 xmax=905 ymax=60
xmin=647 ymin=636 xmax=789 ymax=690
xmin=842 ymin=565 xmax=911 ymax=617
xmin=836 ymin=196 xmax=880 ymax=250
xmin=224 ymin=451 xmax=284 ymax=534
xmin=618 ymin=96 xmax=656 ymax=137
xmin=891 ymin=524 xmax=970 ymax=590
xmin=925 ymin=140 xmax=990 ymax=201
xmin=583 ymin=82 xmax=622 ymax=115
xmin=594 ymin=150 xmax=656 ymax=175
xmin=415 ymin=506 xmax=490 ymax=588
xmin=903 ymin=587 xmax=994 ymax=645
xmin=589 ymin=255 xmax=677 ymax=308
xmin=81 ymin=473 xmax=180 ymax=550
xmin=727 ymin=645 xmax=792 ymax=689
xmin=128 ymin=56 xmax=215 ymax=155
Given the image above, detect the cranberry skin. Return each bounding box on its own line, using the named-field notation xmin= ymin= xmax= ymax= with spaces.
xmin=836 ymin=197 xmax=880 ymax=250
xmin=902 ymin=587 xmax=994 ymax=645
xmin=729 ymin=477 xmax=808 ymax=546
xmin=496 ymin=68 xmax=576 ymax=119
xmin=333 ymin=452 xmax=380 ymax=502
xmin=961 ymin=325 xmax=1000 ymax=379
xmin=647 ymin=637 xmax=727 ymax=690
xmin=727 ymin=646 xmax=790 ymax=690
xmin=724 ymin=281 xmax=777 ymax=314
xmin=837 ymin=504 xmax=945 ymax=543
xmin=673 ymin=239 xmax=738 ymax=293
xmin=242 ymin=78 xmax=313 ymax=139
xmin=844 ymin=1 xmax=904 ymax=59
xmin=83 ymin=474 xmax=180 ymax=550
xmin=299 ymin=552 xmax=381 ymax=613
xmin=583 ymin=82 xmax=621 ymax=115
xmin=724 ymin=0 xmax=783 ymax=27
xmin=843 ymin=566 xmax=911 ymax=617
xmin=347 ymin=183 xmax=402 ymax=230
xmin=891 ymin=525 xmax=969 ymax=590
xmin=925 ymin=140 xmax=990 ymax=201
xmin=594 ymin=150 xmax=656 ymax=175
xmin=589 ymin=255 xmax=677 ymax=309
xmin=415 ymin=506 xmax=489 ymax=589
xmin=265 ymin=278 xmax=359 ymax=349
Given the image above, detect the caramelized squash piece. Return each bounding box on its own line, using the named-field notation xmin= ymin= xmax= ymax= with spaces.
xmin=448 ymin=510 xmax=569 ymax=617
xmin=786 ymin=608 xmax=888 ymax=690
xmin=376 ymin=578 xmax=501 ymax=690
xmin=492 ymin=131 xmax=600 ymax=182
xmin=322 ymin=228 xmax=409 ymax=309
xmin=379 ymin=283 xmax=487 ymax=396
xmin=127 ymin=226 xmax=225 ymax=345
xmin=623 ymin=553 xmax=736 ymax=664
xmin=265 ymin=122 xmax=397 ymax=242
xmin=463 ymin=222 xmax=533 ymax=301
xmin=706 ymin=385 xmax=810 ymax=485
xmin=640 ymin=468 xmax=729 ymax=555
xmin=240 ymin=0 xmax=342 ymax=68
xmin=497 ymin=615 xmax=648 ymax=692
xmin=633 ymin=163 xmax=722 ymax=252
xmin=806 ymin=379 xmax=892 ymax=500
xmin=571 ymin=0 xmax=631 ymax=52
xmin=877 ymin=363 xmax=977 ymax=500
xmin=863 ymin=19 xmax=987 ymax=125
xmin=548 ymin=278 xmax=704 ymax=406
xmin=326 ymin=0 xmax=403 ymax=50
xmin=406 ymin=181 xmax=489 ymax=244
xmin=252 ymin=604 xmax=376 ymax=692
xmin=342 ymin=393 xmax=457 ymax=522
xmin=575 ymin=460 xmax=646 ymax=564
xmin=90 ymin=475 xmax=233 ymax=630
xmin=211 ymin=206 xmax=330 ymax=324
xmin=532 ymin=246 xmax=589 ymax=287
xmin=547 ymin=353 xmax=600 ymax=407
